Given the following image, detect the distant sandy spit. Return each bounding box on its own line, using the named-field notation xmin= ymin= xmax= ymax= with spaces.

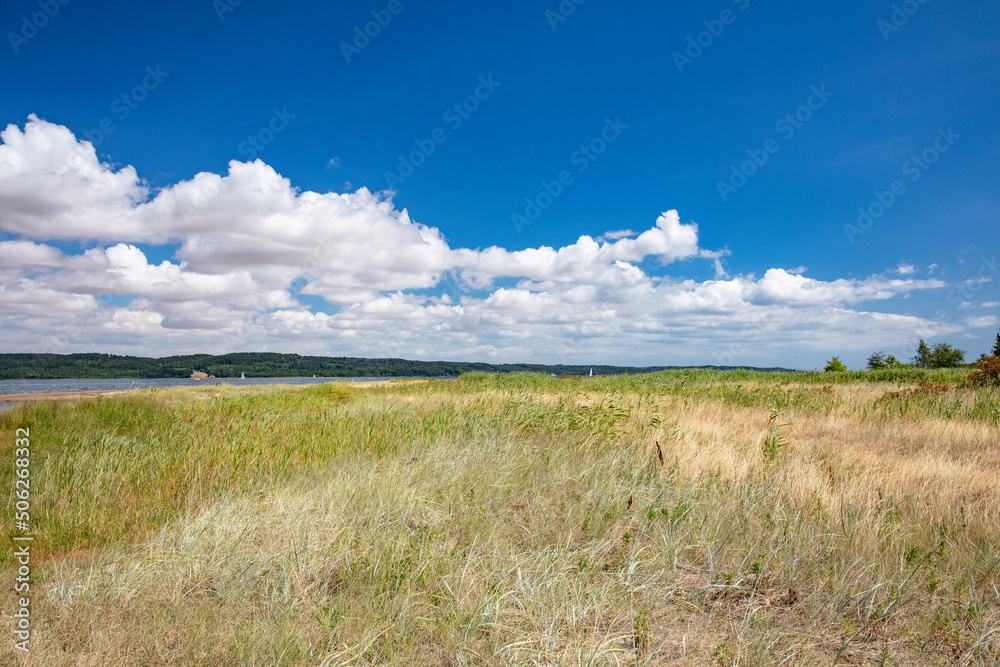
xmin=0 ymin=380 xmax=429 ymax=402
xmin=0 ymin=390 xmax=126 ymax=403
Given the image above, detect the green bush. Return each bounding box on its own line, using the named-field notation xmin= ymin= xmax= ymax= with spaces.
xmin=824 ymin=356 xmax=847 ymax=372
xmin=913 ymin=339 xmax=965 ymax=369
xmin=866 ymin=351 xmax=902 ymax=370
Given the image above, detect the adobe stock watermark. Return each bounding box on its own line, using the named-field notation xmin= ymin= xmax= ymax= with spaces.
xmin=178 ymin=178 xmax=222 ymax=224
xmin=673 ymin=0 xmax=751 ymax=73
xmin=717 ymin=84 xmax=833 ymax=202
xmin=12 ymin=425 xmax=32 ymax=653
xmin=216 ymin=285 xmax=300 ymax=353
xmin=512 ymin=116 xmax=628 ymax=234
xmin=7 ymin=0 xmax=70 ymax=53
xmin=384 ymin=74 xmax=501 ymax=189
xmin=878 ymin=0 xmax=932 ymax=41
xmin=545 ymin=0 xmax=586 ymax=31
xmin=237 ymin=107 xmax=296 ymax=160
xmin=340 ymin=0 xmax=412 ymax=64
xmin=213 ymin=0 xmax=243 ymax=21
xmin=12 ymin=317 xmax=79 ymax=376
xmin=945 ymin=256 xmax=999 ymax=310
xmin=27 ymin=319 xmax=84 ymax=374
xmin=82 ymin=66 xmax=170 ymax=148
xmin=172 ymin=109 xmax=294 ymax=222
xmin=896 ymin=253 xmax=998 ymax=358
xmin=844 ymin=126 xmax=959 ymax=244
xmin=712 ymin=308 xmax=784 ymax=367
xmin=362 ymin=275 xmax=469 ymax=370
xmin=554 ymin=327 xmax=596 ymax=367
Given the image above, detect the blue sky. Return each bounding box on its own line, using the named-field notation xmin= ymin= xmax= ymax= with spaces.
xmin=0 ymin=0 xmax=997 ymax=368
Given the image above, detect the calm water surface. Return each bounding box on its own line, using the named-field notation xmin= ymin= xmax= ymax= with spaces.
xmin=0 ymin=377 xmax=430 ymax=409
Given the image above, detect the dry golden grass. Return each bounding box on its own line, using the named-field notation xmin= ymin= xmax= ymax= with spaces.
xmin=1 ymin=370 xmax=998 ymax=665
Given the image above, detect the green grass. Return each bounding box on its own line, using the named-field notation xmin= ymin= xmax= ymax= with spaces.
xmin=1 ymin=369 xmax=998 ymax=665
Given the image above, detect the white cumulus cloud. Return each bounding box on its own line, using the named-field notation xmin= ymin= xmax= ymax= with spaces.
xmin=0 ymin=115 xmax=963 ymax=366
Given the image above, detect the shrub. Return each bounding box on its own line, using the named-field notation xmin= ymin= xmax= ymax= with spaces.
xmin=966 ymin=356 xmax=1000 ymax=387
xmin=824 ymin=356 xmax=847 ymax=372
xmin=867 ymin=352 xmax=902 ymax=370
xmin=913 ymin=339 xmax=965 ymax=369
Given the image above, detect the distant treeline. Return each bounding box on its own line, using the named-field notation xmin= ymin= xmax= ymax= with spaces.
xmin=0 ymin=353 xmax=793 ymax=380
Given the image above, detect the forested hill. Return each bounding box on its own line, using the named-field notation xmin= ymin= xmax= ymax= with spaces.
xmin=0 ymin=353 xmax=793 ymax=379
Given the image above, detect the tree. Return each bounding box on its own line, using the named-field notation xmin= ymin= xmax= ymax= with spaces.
xmin=867 ymin=352 xmax=902 ymax=370
xmin=992 ymin=331 xmax=1000 ymax=358
xmin=824 ymin=356 xmax=847 ymax=372
xmin=866 ymin=351 xmax=887 ymax=370
xmin=913 ymin=339 xmax=932 ymax=369
xmin=929 ymin=343 xmax=965 ymax=368
xmin=914 ymin=340 xmax=965 ymax=369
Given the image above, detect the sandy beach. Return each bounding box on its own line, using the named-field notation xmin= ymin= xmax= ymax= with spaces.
xmin=0 ymin=390 xmax=125 ymax=403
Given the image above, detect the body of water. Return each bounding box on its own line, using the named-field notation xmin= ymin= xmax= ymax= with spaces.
xmin=0 ymin=376 xmax=431 ymax=409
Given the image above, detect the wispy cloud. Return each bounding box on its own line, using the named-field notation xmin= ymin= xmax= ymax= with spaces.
xmin=966 ymin=315 xmax=999 ymax=329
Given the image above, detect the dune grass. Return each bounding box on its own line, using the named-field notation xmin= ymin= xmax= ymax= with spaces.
xmin=2 ymin=370 xmax=999 ymax=665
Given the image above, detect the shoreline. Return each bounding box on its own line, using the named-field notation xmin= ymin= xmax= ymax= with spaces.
xmin=0 ymin=390 xmax=127 ymax=403
xmin=0 ymin=379 xmax=428 ymax=404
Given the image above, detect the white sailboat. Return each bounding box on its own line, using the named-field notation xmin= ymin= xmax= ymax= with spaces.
xmin=240 ymin=372 xmax=245 ymax=379
xmin=589 ymin=368 xmax=593 ymax=377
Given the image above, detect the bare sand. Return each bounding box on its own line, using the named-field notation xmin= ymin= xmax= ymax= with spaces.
xmin=0 ymin=379 xmax=430 ymax=404
xmin=0 ymin=390 xmax=125 ymax=403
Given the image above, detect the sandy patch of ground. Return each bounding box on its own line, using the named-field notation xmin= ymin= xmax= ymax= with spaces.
xmin=0 ymin=390 xmax=125 ymax=403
